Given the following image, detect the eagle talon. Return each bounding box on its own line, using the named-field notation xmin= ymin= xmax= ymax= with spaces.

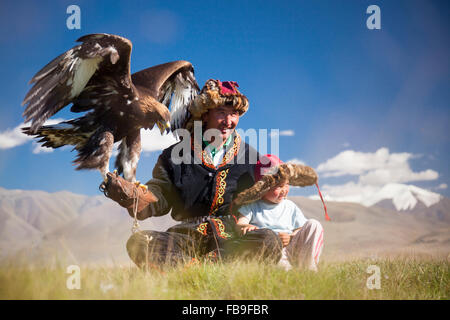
xmin=134 ymin=181 xmax=148 ymax=190
xmin=99 ymin=180 xmax=107 ymax=194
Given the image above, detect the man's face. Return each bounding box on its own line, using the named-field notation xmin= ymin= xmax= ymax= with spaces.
xmin=203 ymin=105 xmax=240 ymax=143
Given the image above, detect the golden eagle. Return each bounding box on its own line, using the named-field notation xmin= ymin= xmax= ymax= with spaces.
xmin=22 ymin=33 xmax=199 ymax=183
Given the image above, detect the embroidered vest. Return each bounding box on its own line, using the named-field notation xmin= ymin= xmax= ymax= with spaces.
xmin=159 ymin=132 xmax=258 ymax=221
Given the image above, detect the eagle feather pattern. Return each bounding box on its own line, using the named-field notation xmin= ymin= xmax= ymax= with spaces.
xmin=131 ymin=60 xmax=199 ymax=132
xmin=22 ymin=118 xmax=96 ymax=151
xmin=21 ymin=33 xmax=200 ymax=182
xmin=232 ymin=163 xmax=318 ymax=208
xmin=22 ymin=33 xmax=130 ymax=134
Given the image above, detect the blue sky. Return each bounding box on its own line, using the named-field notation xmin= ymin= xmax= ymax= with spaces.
xmin=0 ymin=0 xmax=449 ymax=201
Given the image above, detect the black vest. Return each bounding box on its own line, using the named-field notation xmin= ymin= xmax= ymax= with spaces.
xmin=159 ymin=133 xmax=258 ymax=221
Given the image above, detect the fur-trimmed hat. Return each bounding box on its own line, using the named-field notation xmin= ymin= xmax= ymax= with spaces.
xmin=232 ymin=154 xmax=318 ymax=208
xmin=185 ymin=79 xmax=249 ymax=131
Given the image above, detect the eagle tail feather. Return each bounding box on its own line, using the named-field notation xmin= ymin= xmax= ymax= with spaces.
xmin=73 ymin=130 xmax=114 ymax=177
xmin=22 ymin=118 xmax=98 ymax=152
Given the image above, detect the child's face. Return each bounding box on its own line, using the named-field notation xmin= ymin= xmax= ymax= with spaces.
xmin=262 ymin=181 xmax=289 ymax=204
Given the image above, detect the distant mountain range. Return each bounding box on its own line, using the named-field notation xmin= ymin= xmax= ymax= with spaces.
xmin=0 ymin=186 xmax=448 ymax=265
xmin=309 ymin=183 xmax=445 ymax=211
xmin=0 ymin=187 xmax=176 ymax=265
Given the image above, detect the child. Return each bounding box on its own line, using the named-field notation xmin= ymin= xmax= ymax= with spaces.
xmin=235 ymin=154 xmax=324 ymax=271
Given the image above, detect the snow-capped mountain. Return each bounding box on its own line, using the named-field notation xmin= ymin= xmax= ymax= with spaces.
xmin=362 ymin=183 xmax=442 ymax=211
xmin=308 ymin=183 xmax=443 ymax=211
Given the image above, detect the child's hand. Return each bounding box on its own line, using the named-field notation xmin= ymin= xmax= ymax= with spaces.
xmin=278 ymin=232 xmax=291 ymax=247
xmin=240 ymin=224 xmax=258 ymax=235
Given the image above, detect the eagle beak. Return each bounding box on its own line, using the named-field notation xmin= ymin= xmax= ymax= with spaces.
xmin=157 ymin=120 xmax=171 ymax=134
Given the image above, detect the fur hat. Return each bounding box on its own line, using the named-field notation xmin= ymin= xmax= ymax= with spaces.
xmin=185 ymin=79 xmax=249 ymax=131
xmin=232 ymin=155 xmax=318 ymax=208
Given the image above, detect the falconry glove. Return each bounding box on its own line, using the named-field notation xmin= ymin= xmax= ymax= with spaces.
xmin=99 ymin=171 xmax=158 ymax=212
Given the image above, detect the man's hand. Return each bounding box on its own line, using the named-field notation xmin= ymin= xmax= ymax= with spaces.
xmin=239 ymin=224 xmax=259 ymax=235
xmin=278 ymin=232 xmax=291 ymax=247
xmin=99 ymin=171 xmax=158 ymax=212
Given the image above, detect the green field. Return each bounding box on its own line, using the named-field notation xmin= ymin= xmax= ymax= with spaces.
xmin=0 ymin=257 xmax=448 ymax=300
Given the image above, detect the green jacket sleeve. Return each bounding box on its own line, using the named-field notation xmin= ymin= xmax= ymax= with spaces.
xmin=128 ymin=155 xmax=179 ymax=220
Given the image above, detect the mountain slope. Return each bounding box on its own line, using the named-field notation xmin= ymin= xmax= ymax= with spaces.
xmin=0 ymin=188 xmax=448 ymax=265
xmin=0 ymin=187 xmax=177 ymax=264
xmin=289 ymin=195 xmax=449 ymax=261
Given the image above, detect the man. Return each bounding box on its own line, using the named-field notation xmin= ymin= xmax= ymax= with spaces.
xmin=104 ymin=79 xmax=283 ymax=268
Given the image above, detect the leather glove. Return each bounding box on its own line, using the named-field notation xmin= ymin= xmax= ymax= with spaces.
xmin=99 ymin=171 xmax=158 ymax=212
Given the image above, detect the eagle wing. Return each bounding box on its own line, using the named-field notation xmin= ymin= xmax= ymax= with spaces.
xmin=22 ymin=33 xmax=135 ymax=133
xmin=131 ymin=60 xmax=199 ymax=132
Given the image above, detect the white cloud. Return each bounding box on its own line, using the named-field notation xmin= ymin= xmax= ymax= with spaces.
xmin=0 ymin=123 xmax=31 ymax=149
xmin=112 ymin=142 xmax=120 ymax=157
xmin=141 ymin=127 xmax=179 ymax=153
xmin=279 ymin=130 xmax=295 ymax=136
xmin=0 ymin=119 xmax=66 ymax=150
xmin=311 ymin=181 xmax=378 ymax=204
xmin=0 ymin=120 xmax=179 ymax=155
xmin=317 ymin=147 xmax=438 ymax=185
xmin=312 ymin=147 xmax=442 ymax=208
xmin=359 ymin=167 xmax=438 ymax=186
xmin=436 ymin=183 xmax=448 ymax=190
xmin=269 ymin=129 xmax=295 ymax=137
xmin=286 ymin=158 xmax=305 ymax=165
xmin=32 ymin=142 xmax=54 ymax=154
xmin=317 ymin=148 xmax=391 ymax=177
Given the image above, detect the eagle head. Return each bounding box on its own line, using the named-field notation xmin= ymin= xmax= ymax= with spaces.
xmin=157 ymin=119 xmax=171 ymax=134
xmin=155 ymin=104 xmax=171 ymax=134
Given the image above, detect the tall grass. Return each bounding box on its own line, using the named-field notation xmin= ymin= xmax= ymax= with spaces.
xmin=0 ymin=257 xmax=448 ymax=300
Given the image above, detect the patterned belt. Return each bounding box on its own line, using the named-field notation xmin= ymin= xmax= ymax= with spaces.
xmin=181 ymin=215 xmax=234 ymax=224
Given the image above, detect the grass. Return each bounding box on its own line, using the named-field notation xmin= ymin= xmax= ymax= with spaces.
xmin=0 ymin=257 xmax=448 ymax=300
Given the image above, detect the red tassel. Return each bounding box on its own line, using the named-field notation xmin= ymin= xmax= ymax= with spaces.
xmin=316 ymin=182 xmax=331 ymax=221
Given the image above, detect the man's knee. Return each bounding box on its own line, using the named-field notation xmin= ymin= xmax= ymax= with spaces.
xmin=228 ymin=228 xmax=282 ymax=262
xmin=127 ymin=232 xmax=149 ymax=264
xmin=126 ymin=232 xmax=141 ymax=250
xmin=255 ymin=229 xmax=283 ymax=261
xmin=126 ymin=231 xmax=163 ymax=266
xmin=243 ymin=228 xmax=282 ymax=247
xmin=258 ymin=228 xmax=282 ymax=245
